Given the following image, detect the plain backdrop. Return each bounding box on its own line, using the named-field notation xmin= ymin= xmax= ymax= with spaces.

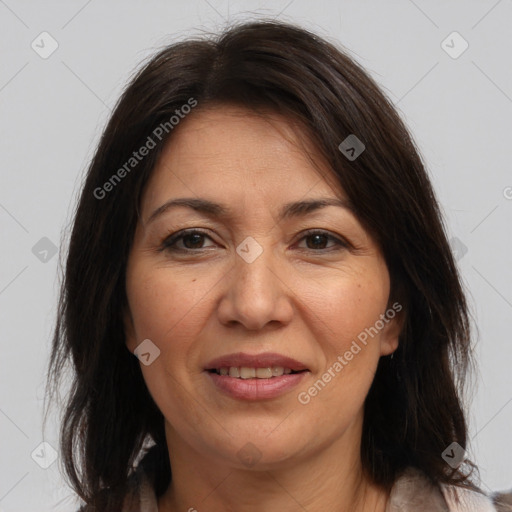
xmin=0 ymin=1 xmax=511 ymax=510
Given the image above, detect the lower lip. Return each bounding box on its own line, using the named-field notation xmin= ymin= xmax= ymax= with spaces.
xmin=206 ymin=371 xmax=308 ymax=400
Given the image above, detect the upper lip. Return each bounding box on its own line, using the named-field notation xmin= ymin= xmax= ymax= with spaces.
xmin=204 ymin=352 xmax=309 ymax=371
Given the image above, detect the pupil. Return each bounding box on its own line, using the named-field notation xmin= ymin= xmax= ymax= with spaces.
xmin=308 ymin=234 xmax=327 ymax=249
xmin=184 ymin=233 xmax=203 ymax=248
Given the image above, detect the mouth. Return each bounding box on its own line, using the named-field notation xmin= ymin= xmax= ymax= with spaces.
xmin=207 ymin=367 xmax=307 ymax=379
xmin=203 ymin=352 xmax=310 ymax=400
xmin=204 ymin=351 xmax=309 ymax=374
xmin=205 ymin=368 xmax=309 ymax=401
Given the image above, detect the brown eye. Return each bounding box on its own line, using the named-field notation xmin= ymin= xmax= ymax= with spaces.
xmin=297 ymin=230 xmax=347 ymax=251
xmin=161 ymin=228 xmax=347 ymax=254
xmin=162 ymin=229 xmax=215 ymax=252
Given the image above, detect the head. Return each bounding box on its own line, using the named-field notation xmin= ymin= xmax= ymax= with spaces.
xmin=46 ymin=20 xmax=477 ymax=510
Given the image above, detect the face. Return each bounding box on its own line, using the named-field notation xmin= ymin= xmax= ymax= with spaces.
xmin=124 ymin=105 xmax=402 ymax=470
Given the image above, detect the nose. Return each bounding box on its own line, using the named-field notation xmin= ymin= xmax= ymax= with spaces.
xmin=216 ymin=240 xmax=294 ymax=331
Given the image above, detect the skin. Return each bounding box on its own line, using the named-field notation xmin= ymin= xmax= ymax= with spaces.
xmin=124 ymin=105 xmax=403 ymax=512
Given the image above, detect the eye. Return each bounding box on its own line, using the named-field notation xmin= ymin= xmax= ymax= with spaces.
xmin=295 ymin=230 xmax=348 ymax=251
xmin=160 ymin=228 xmax=348 ymax=254
xmin=161 ymin=229 xmax=215 ymax=252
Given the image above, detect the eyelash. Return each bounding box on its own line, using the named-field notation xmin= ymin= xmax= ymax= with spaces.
xmin=160 ymin=228 xmax=348 ymax=254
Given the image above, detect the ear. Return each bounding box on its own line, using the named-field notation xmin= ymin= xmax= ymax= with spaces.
xmin=379 ymin=302 xmax=405 ymax=356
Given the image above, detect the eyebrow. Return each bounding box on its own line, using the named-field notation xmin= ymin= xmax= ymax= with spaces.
xmin=146 ymin=196 xmax=354 ymax=225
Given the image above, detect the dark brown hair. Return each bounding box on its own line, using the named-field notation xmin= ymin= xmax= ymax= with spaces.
xmin=45 ymin=19 xmax=480 ymax=510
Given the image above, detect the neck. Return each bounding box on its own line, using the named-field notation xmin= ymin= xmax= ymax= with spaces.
xmin=157 ymin=416 xmax=389 ymax=512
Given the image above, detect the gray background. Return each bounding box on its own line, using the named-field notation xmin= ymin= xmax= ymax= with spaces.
xmin=0 ymin=0 xmax=511 ymax=510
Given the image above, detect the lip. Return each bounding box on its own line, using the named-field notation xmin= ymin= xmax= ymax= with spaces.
xmin=204 ymin=351 xmax=310 ymax=401
xmin=206 ymin=371 xmax=308 ymax=400
xmin=204 ymin=352 xmax=309 ymax=372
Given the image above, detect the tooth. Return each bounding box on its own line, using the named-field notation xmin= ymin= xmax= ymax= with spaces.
xmin=240 ymin=367 xmax=256 ymax=379
xmin=219 ymin=366 xmax=293 ymax=379
xmin=256 ymin=367 xmax=273 ymax=378
xmin=271 ymin=366 xmax=284 ymax=376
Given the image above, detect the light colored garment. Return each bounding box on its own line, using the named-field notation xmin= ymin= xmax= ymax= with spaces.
xmin=80 ymin=464 xmax=510 ymax=511
xmin=387 ymin=466 xmax=501 ymax=511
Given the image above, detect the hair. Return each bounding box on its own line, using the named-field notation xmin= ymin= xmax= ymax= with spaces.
xmin=45 ymin=19 xmax=480 ymax=511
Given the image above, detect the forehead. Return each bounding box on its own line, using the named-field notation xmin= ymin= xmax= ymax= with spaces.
xmin=140 ymin=106 xmax=345 ymax=217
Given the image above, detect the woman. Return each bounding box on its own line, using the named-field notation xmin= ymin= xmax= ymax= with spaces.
xmin=46 ymin=20 xmax=511 ymax=511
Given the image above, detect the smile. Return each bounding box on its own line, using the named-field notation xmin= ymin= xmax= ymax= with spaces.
xmin=208 ymin=366 xmax=305 ymax=379
xmin=206 ymin=369 xmax=309 ymax=400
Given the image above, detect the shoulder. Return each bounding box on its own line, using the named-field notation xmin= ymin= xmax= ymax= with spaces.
xmin=387 ymin=466 xmax=451 ymax=511
xmin=440 ymin=481 xmax=500 ymax=512
xmin=388 ymin=467 xmax=506 ymax=512
xmin=491 ymin=491 xmax=512 ymax=512
xmin=76 ymin=463 xmax=159 ymax=512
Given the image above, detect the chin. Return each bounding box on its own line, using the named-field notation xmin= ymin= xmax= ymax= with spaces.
xmin=201 ymin=426 xmax=311 ymax=470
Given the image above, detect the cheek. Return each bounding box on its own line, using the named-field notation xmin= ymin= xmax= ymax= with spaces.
xmin=127 ymin=265 xmax=211 ymax=346
xmin=303 ymin=271 xmax=389 ymax=395
xmin=312 ymin=275 xmax=388 ymax=345
xmin=125 ymin=264 xmax=219 ymax=415
xmin=127 ymin=267 xmax=213 ymax=426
